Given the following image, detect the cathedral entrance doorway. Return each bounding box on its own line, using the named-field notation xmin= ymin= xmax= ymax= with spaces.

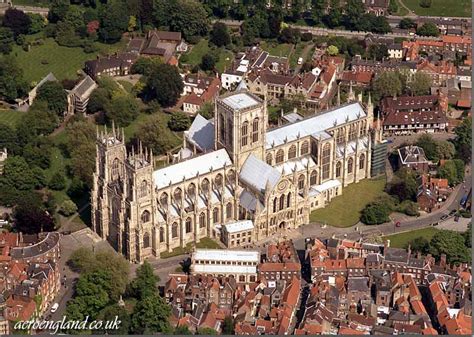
xmin=279 ymin=221 xmax=286 ymax=229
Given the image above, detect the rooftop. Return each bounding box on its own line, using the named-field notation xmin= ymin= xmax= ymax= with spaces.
xmin=193 ymin=249 xmax=260 ymax=262
xmin=220 ymin=92 xmax=261 ymax=111
xmin=224 ymin=220 xmax=254 ymax=234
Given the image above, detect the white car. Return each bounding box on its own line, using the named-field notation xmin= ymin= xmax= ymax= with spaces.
xmin=51 ymin=303 xmax=59 ymax=313
xmin=297 ymin=57 xmax=303 ymax=65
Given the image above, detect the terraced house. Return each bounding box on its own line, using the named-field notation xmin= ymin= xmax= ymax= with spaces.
xmin=91 ymin=84 xmax=383 ymax=262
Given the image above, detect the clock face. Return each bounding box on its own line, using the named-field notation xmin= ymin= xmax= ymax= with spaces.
xmin=277 ymin=180 xmax=287 ymax=192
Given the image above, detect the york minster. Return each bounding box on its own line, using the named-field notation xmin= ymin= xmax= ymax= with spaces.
xmin=91 ymin=84 xmax=381 ymax=262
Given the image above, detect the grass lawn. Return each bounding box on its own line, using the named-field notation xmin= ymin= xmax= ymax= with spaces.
xmin=12 ymin=37 xmax=125 ymax=84
xmin=117 ymin=80 xmax=134 ymax=94
xmin=309 ymin=177 xmax=387 ymax=227
xmin=290 ymin=42 xmax=308 ymax=68
xmin=260 ymin=41 xmax=293 ymax=57
xmin=0 ymin=109 xmax=25 ymax=128
xmin=382 ymin=227 xmax=439 ymax=249
xmin=402 ymin=0 xmax=470 ymax=17
xmin=394 ymin=0 xmax=410 ymax=16
xmin=160 ymin=237 xmax=221 ymax=259
xmin=216 ymin=50 xmax=234 ymax=73
xmin=182 ymin=39 xmax=210 ymax=66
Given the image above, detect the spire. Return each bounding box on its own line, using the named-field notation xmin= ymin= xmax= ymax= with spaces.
xmin=121 ymin=127 xmax=125 ymax=142
xmin=367 ymin=91 xmax=372 ymax=108
xmin=236 ymin=80 xmax=248 ymax=92
xmin=348 ymin=81 xmax=355 ymax=102
xmin=112 ymin=120 xmax=116 ymax=138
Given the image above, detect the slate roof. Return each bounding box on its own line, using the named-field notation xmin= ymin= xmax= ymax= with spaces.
xmin=239 ymin=155 xmax=281 ymax=194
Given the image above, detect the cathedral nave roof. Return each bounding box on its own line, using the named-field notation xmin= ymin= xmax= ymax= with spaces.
xmin=185 ymin=114 xmax=215 ymax=152
xmin=239 ymin=155 xmax=281 ymax=194
xmin=274 ymin=156 xmax=317 ymax=176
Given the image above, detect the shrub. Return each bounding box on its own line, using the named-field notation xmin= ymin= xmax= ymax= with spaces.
xmin=419 ymin=0 xmax=432 ymax=8
xmin=168 ymin=112 xmax=191 ymax=131
xmin=59 ymin=200 xmax=78 ymax=216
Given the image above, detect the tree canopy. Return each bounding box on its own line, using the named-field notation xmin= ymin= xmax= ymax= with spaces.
xmin=429 ymin=230 xmax=471 ymax=265
xmin=35 ymin=81 xmax=67 ymax=116
xmin=143 ymin=64 xmax=183 ymax=107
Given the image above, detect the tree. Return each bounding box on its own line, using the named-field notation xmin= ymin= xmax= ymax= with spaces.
xmin=0 ymin=56 xmax=28 ymax=102
xmin=367 ymin=44 xmax=388 ymax=61
xmin=135 ymin=114 xmax=178 ymax=155
xmin=388 ymin=0 xmax=399 ymax=14
xmin=429 ymin=230 xmax=471 ymax=264
xmin=98 ymin=0 xmax=129 ymax=43
xmin=360 ymin=201 xmax=391 ymax=225
xmin=48 ymin=0 xmax=70 ymax=23
xmin=130 ymin=294 xmax=171 ymax=334
xmin=128 ymin=15 xmax=137 ymax=32
xmin=453 ymin=117 xmax=471 ymax=163
xmin=2 ymin=156 xmax=37 ymax=190
xmin=438 ymin=160 xmax=464 ymax=186
xmin=88 ymin=88 xmax=109 ymax=113
xmin=279 ymin=27 xmax=300 ymax=44
xmin=327 ymin=45 xmax=339 ymax=56
xmin=436 ymin=141 xmax=455 ymax=160
xmin=463 ymin=224 xmax=471 ymax=248
xmin=23 ymin=140 xmax=53 ymax=169
xmin=105 ymin=95 xmax=140 ymax=127
xmin=416 ymin=134 xmax=439 ymax=161
xmin=3 ymin=8 xmax=31 ymax=37
xmin=168 ymin=112 xmax=191 ymax=131
xmin=197 ymin=328 xmax=218 ymax=335
xmin=222 ymin=316 xmax=235 ymax=335
xmin=372 ymin=71 xmax=402 ymax=98
xmin=197 ymin=102 xmax=213 ymax=119
xmin=200 ymin=52 xmax=218 ymax=71
xmin=35 ymin=81 xmax=67 ymax=116
xmin=408 ymin=72 xmax=432 ymax=96
xmin=210 ymin=22 xmax=230 ymax=47
xmin=399 ymin=18 xmax=416 ymax=29
xmin=0 ymin=28 xmax=14 ymax=54
xmin=128 ymin=261 xmax=159 ymax=300
xmin=407 ymin=237 xmax=430 ymax=254
xmin=419 ymin=0 xmax=432 ymax=8
xmin=14 ymin=202 xmax=55 ymax=234
xmin=59 ymin=200 xmax=78 ymax=216
xmin=131 ymin=57 xmax=163 ymax=76
xmin=94 ymin=304 xmax=131 ymax=335
xmin=343 ymin=0 xmax=365 ymax=31
xmin=174 ymin=325 xmax=192 ymax=335
xmin=0 ymin=122 xmax=19 ymax=154
xmin=48 ymin=171 xmax=66 ymax=190
xmin=28 ymin=13 xmax=46 ymax=34
xmin=416 ymin=22 xmax=439 ymax=37
xmin=144 ymin=64 xmax=184 ymax=107
xmin=388 ymin=167 xmax=417 ymax=201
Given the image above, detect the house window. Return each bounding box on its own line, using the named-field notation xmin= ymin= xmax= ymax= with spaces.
xmin=301 ymin=141 xmax=309 ymax=155
xmin=241 ymin=121 xmax=248 ymax=147
xmin=252 ymin=118 xmax=259 ymax=143
xmin=288 ymin=145 xmax=297 ymax=159
xmin=172 ymin=222 xmax=178 ymax=238
xmin=276 ymin=149 xmax=284 ymax=164
xmin=359 ymin=154 xmax=365 ymax=170
xmin=322 ymin=144 xmax=331 ymax=180
xmin=185 ymin=218 xmax=192 ymax=233
xmin=348 ymin=158 xmax=354 ymax=174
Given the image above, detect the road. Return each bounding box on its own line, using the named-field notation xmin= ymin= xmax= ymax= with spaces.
xmin=0 ymin=3 xmax=49 ymax=16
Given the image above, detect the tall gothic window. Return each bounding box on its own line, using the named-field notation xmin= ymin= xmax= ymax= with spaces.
xmin=287 ymin=193 xmax=291 ymax=208
xmin=359 ymin=154 xmax=365 ymax=170
xmin=141 ymin=210 xmax=150 ymax=223
xmin=226 ymin=170 xmax=236 ymax=185
xmin=172 ymin=222 xmax=178 ymax=238
xmin=336 ymin=162 xmax=342 ymax=178
xmin=143 ymin=232 xmax=150 ymax=248
xmin=241 ymin=122 xmax=248 ymax=147
xmin=187 ymin=183 xmax=196 ymax=197
xmin=298 ymin=175 xmax=305 ymax=190
xmin=160 ymin=193 xmax=168 ymax=207
xmin=252 ymin=118 xmax=259 ymax=143
xmin=288 ymin=145 xmax=297 ymax=159
xmin=276 ymin=150 xmax=284 ymax=164
xmin=273 ymin=198 xmax=277 ymax=213
xmin=336 ymin=129 xmax=345 ymax=144
xmin=185 ymin=218 xmax=192 ymax=233
xmin=199 ymin=212 xmax=206 ymax=228
xmin=213 ymin=207 xmax=219 ymax=223
xmin=214 ymin=174 xmax=223 ymax=189
xmin=159 ymin=227 xmax=164 ymax=242
xmin=112 ymin=158 xmax=120 ymax=179
xmin=348 ymin=124 xmax=357 ymax=141
xmin=311 ymin=140 xmax=318 ymax=163
xmin=227 ymin=118 xmax=233 ymax=146
xmin=219 ymin=114 xmax=225 ymax=143
xmin=139 ymin=180 xmax=148 ymax=198
xmin=310 ymin=170 xmax=317 ymax=185
xmin=266 ymin=153 xmax=273 ymax=165
xmin=201 ymin=179 xmax=210 ymax=193
xmin=173 ymin=188 xmax=182 ymax=203
xmin=226 ymin=202 xmax=233 ymax=219
xmin=279 ymin=195 xmax=285 ymax=210
xmin=348 ymin=158 xmax=354 ymax=174
xmin=301 ymin=141 xmax=309 ymax=155
xmin=322 ymin=144 xmax=331 ymax=180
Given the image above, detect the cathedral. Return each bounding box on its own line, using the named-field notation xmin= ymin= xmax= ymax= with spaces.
xmin=91 ymin=84 xmax=381 ymax=262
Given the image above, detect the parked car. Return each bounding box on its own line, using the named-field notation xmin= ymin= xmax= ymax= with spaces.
xmin=449 ymin=210 xmax=457 ymax=216
xmin=297 ymin=57 xmax=303 ymax=65
xmin=454 ymin=215 xmax=460 ymax=222
xmin=51 ymin=303 xmax=59 ymax=313
xmin=440 ymin=214 xmax=449 ymax=220
xmin=432 ymin=222 xmax=439 ymax=226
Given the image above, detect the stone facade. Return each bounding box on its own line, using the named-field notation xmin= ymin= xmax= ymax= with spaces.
xmin=91 ymin=87 xmax=379 ymax=262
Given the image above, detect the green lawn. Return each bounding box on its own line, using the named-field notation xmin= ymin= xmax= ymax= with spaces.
xmin=402 ymin=0 xmax=470 ymax=16
xmin=12 ymin=37 xmax=125 ymax=84
xmin=181 ymin=39 xmax=233 ymax=72
xmin=160 ymin=237 xmax=221 ymax=259
xmin=382 ymin=227 xmax=439 ymax=249
xmin=0 ymin=109 xmax=25 ymax=128
xmin=394 ymin=0 xmax=410 ymax=16
xmin=290 ymin=42 xmax=309 ymax=68
xmin=216 ymin=50 xmax=234 ymax=73
xmin=310 ymin=177 xmax=387 ymax=227
xmin=260 ymin=41 xmax=293 ymax=57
